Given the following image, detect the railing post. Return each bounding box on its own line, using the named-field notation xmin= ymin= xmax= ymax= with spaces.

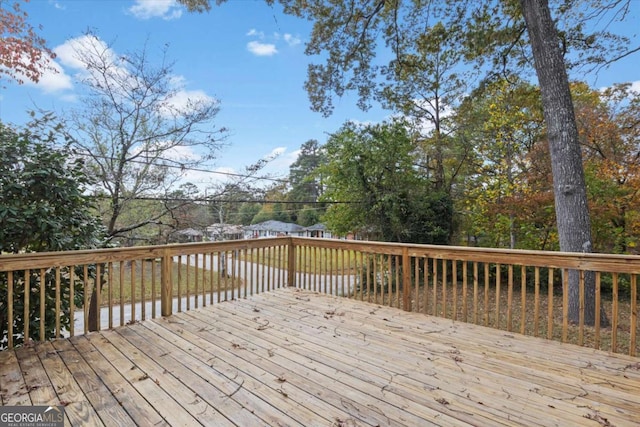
xmin=402 ymin=247 xmax=411 ymax=311
xmin=288 ymin=238 xmax=296 ymax=288
xmin=161 ymin=250 xmax=172 ymax=317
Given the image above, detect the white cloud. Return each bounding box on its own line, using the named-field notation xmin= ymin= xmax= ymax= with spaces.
xmin=269 ymin=147 xmax=286 ymax=157
xmin=164 ymin=144 xmax=200 ymax=162
xmin=10 ymin=53 xmax=73 ymax=93
xmin=163 ymin=89 xmax=217 ymax=115
xmin=52 ymin=35 xmax=216 ymax=115
xmin=53 ymin=35 xmax=135 ymax=99
xmin=60 ymin=93 xmax=78 ymax=102
xmin=178 ymin=166 xmax=241 ymax=191
xmin=247 ymin=41 xmax=278 ymax=57
xmin=283 ymin=33 xmax=302 ymax=47
xmin=631 ymin=80 xmax=640 ymax=93
xmin=270 ymin=147 xmax=298 ymax=170
xmin=128 ymin=0 xmax=182 ymax=20
xmin=168 ymin=74 xmax=186 ymax=88
xmin=213 ymin=166 xmax=236 ymax=176
xmin=48 ymin=0 xmax=66 ymax=10
xmin=259 ymin=147 xmax=300 ymax=177
xmin=246 ymin=29 xmax=265 ymax=39
xmin=347 ymin=119 xmax=379 ymax=128
xmin=54 ymin=35 xmax=114 ymax=70
xmin=30 ymin=60 xmax=73 ymax=93
xmin=245 ymin=28 xmax=300 ymax=57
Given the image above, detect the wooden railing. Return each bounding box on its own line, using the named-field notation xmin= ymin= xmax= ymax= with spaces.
xmin=0 ymin=238 xmax=290 ymax=350
xmin=1 ymin=237 xmax=638 ymax=357
xmin=290 ymin=238 xmax=639 ymax=357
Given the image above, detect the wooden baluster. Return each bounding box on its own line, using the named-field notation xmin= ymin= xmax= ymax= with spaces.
xmin=96 ymin=263 xmax=101 ymax=330
xmin=483 ymin=263 xmax=489 ymax=327
xmin=141 ymin=260 xmax=146 ymax=320
xmin=562 ymin=269 xmax=569 ymax=343
xmin=108 ymin=262 xmax=113 ymax=328
xmin=69 ymin=267 xmax=75 ymax=338
xmin=119 ymin=261 xmax=124 ymax=326
xmin=507 ymin=265 xmax=513 ymax=332
xmin=462 ymin=261 xmax=468 ymax=323
xmin=424 ymin=258 xmax=430 ymax=315
xmin=520 ymin=265 xmax=527 ymax=336
xmin=151 ymin=259 xmax=157 ymax=319
xmin=160 ymin=250 xmax=172 ymax=317
xmin=55 ymin=267 xmax=61 ymax=338
xmin=547 ymin=268 xmax=554 ymax=340
xmin=495 ymin=264 xmax=501 ymax=329
xmin=629 ymin=275 xmax=637 ymax=357
xmin=534 ymin=267 xmax=540 ymax=337
xmin=24 ymin=269 xmax=30 ymax=342
xmin=8 ymin=271 xmax=13 ymax=348
xmin=39 ymin=268 xmax=45 ymax=341
xmin=452 ymin=260 xmax=458 ymax=321
xmin=611 ymin=272 xmax=619 ymax=353
xmin=578 ymin=270 xmax=585 ymax=346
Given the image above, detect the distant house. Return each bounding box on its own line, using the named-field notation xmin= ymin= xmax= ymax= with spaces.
xmin=175 ymin=228 xmax=204 ymax=243
xmin=206 ymin=223 xmax=244 ymax=241
xmin=244 ymin=220 xmax=305 ymax=238
xmin=303 ymin=223 xmax=332 ymax=239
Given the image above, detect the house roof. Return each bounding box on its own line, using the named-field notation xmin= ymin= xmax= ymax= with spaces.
xmin=177 ymin=228 xmax=203 ymax=237
xmin=304 ymin=223 xmax=327 ymax=231
xmin=246 ymin=220 xmax=305 ymax=233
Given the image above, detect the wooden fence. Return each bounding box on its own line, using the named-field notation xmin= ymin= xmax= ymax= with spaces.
xmin=0 ymin=238 xmax=289 ymax=351
xmin=1 ymin=237 xmax=638 ymax=356
xmin=291 ymin=238 xmax=639 ymax=357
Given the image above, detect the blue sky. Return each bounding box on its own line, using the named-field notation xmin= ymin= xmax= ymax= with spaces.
xmin=1 ymin=0 xmax=391 ymax=188
xmin=1 ymin=0 xmax=639 ymax=190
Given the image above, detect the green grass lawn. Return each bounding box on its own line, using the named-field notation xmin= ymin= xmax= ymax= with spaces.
xmin=241 ymin=246 xmax=360 ymax=274
xmin=97 ymin=260 xmax=239 ymax=305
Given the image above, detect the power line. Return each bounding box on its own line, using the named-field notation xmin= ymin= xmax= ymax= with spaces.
xmin=77 ymin=152 xmax=291 ymax=183
xmin=92 ymin=195 xmax=360 ymax=204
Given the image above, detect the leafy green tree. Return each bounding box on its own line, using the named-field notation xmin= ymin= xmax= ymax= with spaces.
xmin=297 ymin=206 xmax=321 ymax=227
xmin=288 ymin=139 xmax=326 ymax=202
xmin=251 ymin=204 xmax=292 ymax=225
xmin=181 ymin=0 xmax=634 ymax=325
xmin=286 ymin=139 xmax=327 ymax=223
xmin=232 ymin=202 xmax=262 ymax=225
xmin=573 ymin=82 xmax=640 ymax=253
xmin=381 ymin=20 xmax=469 ymax=193
xmin=162 ymin=183 xmax=214 ymax=243
xmin=456 ymin=77 xmax=545 ymax=248
xmin=0 ymin=115 xmax=105 ymax=348
xmin=210 ymin=182 xmax=261 ymax=226
xmin=249 ymin=183 xmax=291 ymax=224
xmin=321 ymin=121 xmax=452 ymax=244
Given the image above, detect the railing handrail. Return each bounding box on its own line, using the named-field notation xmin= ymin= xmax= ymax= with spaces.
xmin=4 ymin=236 xmax=640 ymax=273
xmin=1 ymin=236 xmax=638 ymax=355
xmin=291 ymin=236 xmax=640 ymax=274
xmin=0 ymin=237 xmax=290 ymax=271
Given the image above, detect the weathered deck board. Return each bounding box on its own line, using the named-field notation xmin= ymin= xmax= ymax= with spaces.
xmin=205 ymin=290 xmax=637 ymax=426
xmin=1 ymin=288 xmax=638 ymax=426
xmin=263 ymin=289 xmax=640 ymax=424
xmin=0 ymin=350 xmax=31 ymax=406
xmin=260 ymin=290 xmax=640 ymax=421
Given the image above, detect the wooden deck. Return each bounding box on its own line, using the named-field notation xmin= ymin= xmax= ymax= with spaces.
xmin=1 ymin=288 xmax=639 ymax=427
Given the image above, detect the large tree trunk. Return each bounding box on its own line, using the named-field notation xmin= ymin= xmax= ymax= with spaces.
xmin=520 ymin=0 xmax=607 ymax=326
